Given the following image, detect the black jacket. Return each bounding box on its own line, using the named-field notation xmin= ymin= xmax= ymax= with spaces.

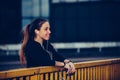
xmin=24 ymin=40 xmax=66 ymax=68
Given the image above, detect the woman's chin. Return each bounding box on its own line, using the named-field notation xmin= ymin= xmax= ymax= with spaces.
xmin=44 ymin=37 xmax=49 ymax=40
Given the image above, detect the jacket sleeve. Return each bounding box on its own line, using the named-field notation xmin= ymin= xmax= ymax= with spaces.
xmin=48 ymin=43 xmax=66 ymax=62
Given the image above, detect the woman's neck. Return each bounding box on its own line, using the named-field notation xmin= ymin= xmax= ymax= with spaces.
xmin=34 ymin=36 xmax=43 ymax=46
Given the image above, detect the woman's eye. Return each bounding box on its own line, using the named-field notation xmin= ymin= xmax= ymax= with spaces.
xmin=45 ymin=27 xmax=50 ymax=31
xmin=44 ymin=27 xmax=47 ymax=30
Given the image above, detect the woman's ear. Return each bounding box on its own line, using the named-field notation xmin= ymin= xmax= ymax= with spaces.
xmin=35 ymin=29 xmax=39 ymax=34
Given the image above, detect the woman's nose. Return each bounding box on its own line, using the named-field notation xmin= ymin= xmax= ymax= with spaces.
xmin=48 ymin=29 xmax=51 ymax=34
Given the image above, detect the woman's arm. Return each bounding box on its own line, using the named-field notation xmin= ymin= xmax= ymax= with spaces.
xmin=55 ymin=61 xmax=64 ymax=67
xmin=47 ymin=42 xmax=76 ymax=73
xmin=47 ymin=43 xmax=66 ymax=62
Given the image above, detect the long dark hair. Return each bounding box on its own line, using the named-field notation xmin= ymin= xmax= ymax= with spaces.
xmin=19 ymin=18 xmax=47 ymax=65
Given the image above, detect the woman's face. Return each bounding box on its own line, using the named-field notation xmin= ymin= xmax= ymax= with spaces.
xmin=36 ymin=21 xmax=51 ymax=40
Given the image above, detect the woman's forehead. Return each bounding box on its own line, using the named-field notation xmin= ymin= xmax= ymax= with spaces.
xmin=41 ymin=22 xmax=50 ymax=28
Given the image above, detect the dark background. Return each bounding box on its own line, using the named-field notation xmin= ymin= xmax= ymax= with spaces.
xmin=0 ymin=0 xmax=21 ymax=44
xmin=50 ymin=1 xmax=120 ymax=42
xmin=0 ymin=1 xmax=120 ymax=44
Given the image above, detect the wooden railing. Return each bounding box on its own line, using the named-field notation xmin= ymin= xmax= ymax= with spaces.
xmin=0 ymin=58 xmax=120 ymax=80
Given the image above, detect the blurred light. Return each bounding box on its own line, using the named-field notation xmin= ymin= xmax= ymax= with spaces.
xmin=52 ymin=0 xmax=100 ymax=3
xmin=22 ymin=19 xmax=31 ymax=27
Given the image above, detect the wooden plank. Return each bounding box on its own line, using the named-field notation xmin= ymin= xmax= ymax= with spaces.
xmin=45 ymin=73 xmax=49 ymax=80
xmin=63 ymin=71 xmax=66 ymax=80
xmin=19 ymin=77 xmax=23 ymax=80
xmin=54 ymin=72 xmax=58 ymax=80
xmin=26 ymin=76 xmax=30 ymax=80
xmin=77 ymin=69 xmax=80 ymax=80
xmin=50 ymin=73 xmax=53 ymax=80
xmin=0 ymin=68 xmax=40 ymax=79
xmin=40 ymin=74 xmax=44 ymax=80
xmin=97 ymin=66 xmax=101 ymax=80
xmin=87 ymin=67 xmax=90 ymax=80
xmin=81 ymin=68 xmax=83 ymax=80
xmin=30 ymin=75 xmax=37 ymax=80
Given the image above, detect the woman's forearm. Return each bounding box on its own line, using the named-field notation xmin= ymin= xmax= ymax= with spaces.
xmin=55 ymin=61 xmax=64 ymax=67
xmin=55 ymin=59 xmax=71 ymax=67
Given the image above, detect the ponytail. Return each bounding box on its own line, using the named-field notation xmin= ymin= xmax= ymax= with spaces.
xmin=22 ymin=24 xmax=30 ymax=51
xmin=19 ymin=24 xmax=30 ymax=65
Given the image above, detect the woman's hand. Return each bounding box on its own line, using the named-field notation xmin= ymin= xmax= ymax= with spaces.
xmin=64 ymin=62 xmax=76 ymax=74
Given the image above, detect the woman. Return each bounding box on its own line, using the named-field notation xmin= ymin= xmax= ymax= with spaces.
xmin=19 ymin=18 xmax=75 ymax=74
